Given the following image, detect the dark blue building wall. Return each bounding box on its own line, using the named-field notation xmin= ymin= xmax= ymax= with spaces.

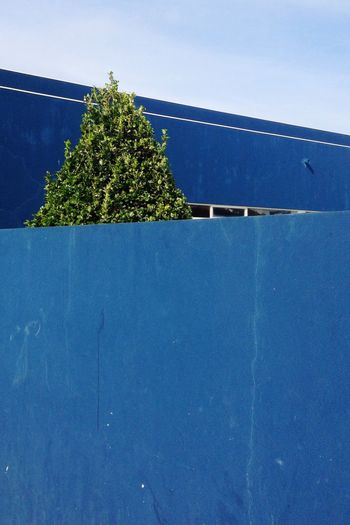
xmin=1 ymin=213 xmax=350 ymax=524
xmin=1 ymin=69 xmax=350 ymax=229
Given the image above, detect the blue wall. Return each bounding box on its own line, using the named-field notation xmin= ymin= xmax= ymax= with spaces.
xmin=1 ymin=69 xmax=350 ymax=229
xmin=1 ymin=213 xmax=350 ymax=523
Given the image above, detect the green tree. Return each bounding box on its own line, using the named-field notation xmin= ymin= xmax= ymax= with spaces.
xmin=25 ymin=74 xmax=192 ymax=227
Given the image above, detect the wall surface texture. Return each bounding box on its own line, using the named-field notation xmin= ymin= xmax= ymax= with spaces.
xmin=1 ymin=213 xmax=350 ymax=524
xmin=1 ymin=69 xmax=350 ymax=229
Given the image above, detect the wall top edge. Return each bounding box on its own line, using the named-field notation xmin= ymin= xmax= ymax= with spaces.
xmin=1 ymin=68 xmax=349 ymax=145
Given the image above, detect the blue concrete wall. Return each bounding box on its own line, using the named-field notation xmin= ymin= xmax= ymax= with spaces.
xmin=1 ymin=213 xmax=350 ymax=523
xmin=1 ymin=69 xmax=350 ymax=229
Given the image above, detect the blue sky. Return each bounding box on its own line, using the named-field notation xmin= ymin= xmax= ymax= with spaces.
xmin=1 ymin=0 xmax=350 ymax=133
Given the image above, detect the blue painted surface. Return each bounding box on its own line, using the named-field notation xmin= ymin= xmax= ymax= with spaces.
xmin=0 ymin=88 xmax=85 ymax=229
xmin=0 ymin=68 xmax=90 ymax=100
xmin=0 ymin=213 xmax=350 ymax=523
xmin=1 ymin=69 xmax=350 ymax=229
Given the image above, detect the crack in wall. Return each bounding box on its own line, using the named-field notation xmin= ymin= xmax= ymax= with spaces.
xmin=246 ymin=219 xmax=262 ymax=525
xmin=96 ymin=308 xmax=105 ymax=432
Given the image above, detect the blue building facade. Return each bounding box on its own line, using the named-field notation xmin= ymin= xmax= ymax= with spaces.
xmin=1 ymin=68 xmax=350 ymax=229
xmin=2 ymin=70 xmax=350 ymax=523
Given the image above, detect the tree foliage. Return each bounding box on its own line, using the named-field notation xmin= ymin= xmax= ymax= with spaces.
xmin=26 ymin=74 xmax=192 ymax=227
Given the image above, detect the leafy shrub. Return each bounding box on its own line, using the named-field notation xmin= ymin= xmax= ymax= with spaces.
xmin=26 ymin=74 xmax=192 ymax=227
